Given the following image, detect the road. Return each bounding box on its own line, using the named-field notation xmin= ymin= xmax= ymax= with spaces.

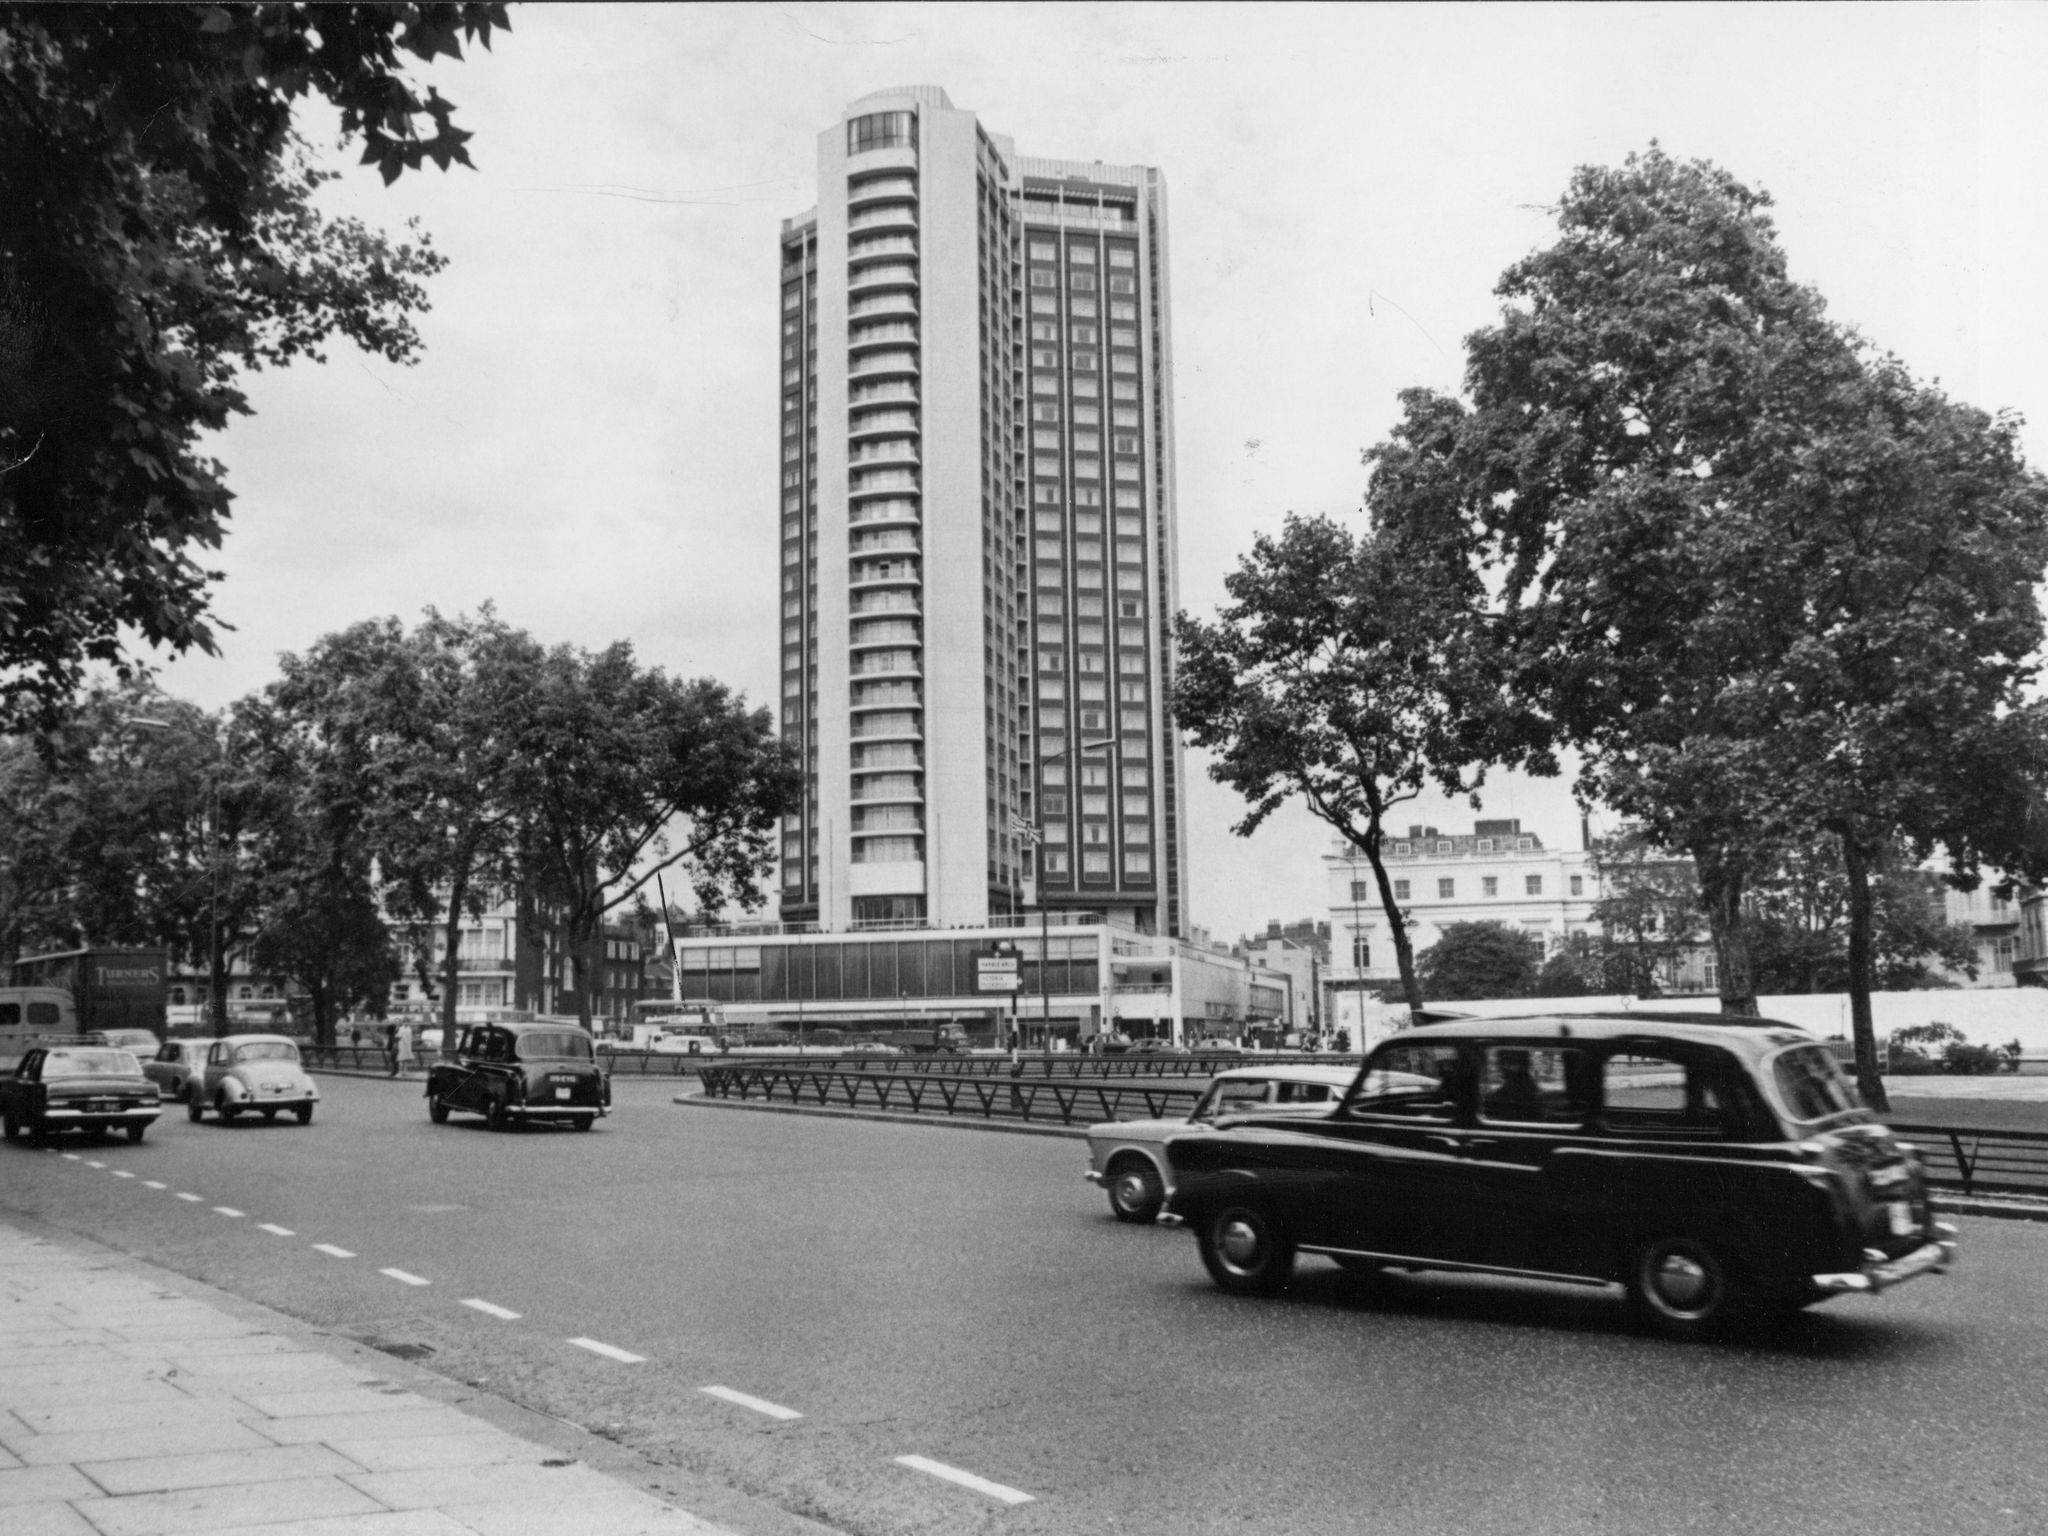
xmin=3 ymin=1074 xmax=2045 ymax=1535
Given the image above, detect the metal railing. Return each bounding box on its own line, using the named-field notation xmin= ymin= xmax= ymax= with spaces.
xmin=1892 ymin=1123 xmax=2048 ymax=1199
xmin=696 ymin=1061 xmax=1211 ymax=1126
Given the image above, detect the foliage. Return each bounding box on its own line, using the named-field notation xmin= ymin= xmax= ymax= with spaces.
xmin=0 ymin=3 xmax=507 ymax=730
xmin=1745 ymin=835 xmax=1978 ymax=993
xmin=505 ymin=640 xmax=800 ymax=1029
xmin=1531 ymin=931 xmax=1626 ymax=997
xmin=1417 ymin=922 xmax=1544 ymax=1002
xmin=1887 ymin=1022 xmax=2013 ymax=1077
xmin=1590 ymin=828 xmax=1705 ymax=997
xmin=1174 ymin=511 xmax=1546 ymax=1015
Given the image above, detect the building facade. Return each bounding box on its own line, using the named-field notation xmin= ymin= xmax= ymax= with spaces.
xmin=776 ymin=87 xmax=1185 ymax=938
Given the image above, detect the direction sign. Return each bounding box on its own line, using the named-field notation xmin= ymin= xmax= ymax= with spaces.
xmin=977 ymin=955 xmax=1021 ymax=993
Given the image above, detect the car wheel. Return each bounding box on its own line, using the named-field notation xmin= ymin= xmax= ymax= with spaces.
xmin=1105 ymin=1157 xmax=1164 ymax=1224
xmin=294 ymin=1103 xmax=313 ymax=1126
xmin=428 ymin=1098 xmax=450 ymax=1124
xmin=215 ymin=1092 xmax=239 ymax=1124
xmin=261 ymin=1107 xmax=278 ymax=1122
xmin=485 ymin=1096 xmax=510 ymax=1132
xmin=572 ymin=1115 xmax=594 ymax=1132
xmin=1628 ymin=1235 xmax=1737 ymax=1340
xmin=187 ymin=1095 xmax=205 ymax=1122
xmin=1197 ymin=1205 xmax=1296 ymax=1296
xmin=2 ymin=1111 xmax=17 ymax=1142
xmin=126 ymin=1122 xmax=146 ymax=1144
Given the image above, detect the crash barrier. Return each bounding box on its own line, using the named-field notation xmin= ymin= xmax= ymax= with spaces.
xmin=695 ymin=1061 xmax=1213 ymax=1126
xmin=1891 ymin=1123 xmax=2048 ymax=1198
xmin=813 ymin=1051 xmax=1340 ymax=1079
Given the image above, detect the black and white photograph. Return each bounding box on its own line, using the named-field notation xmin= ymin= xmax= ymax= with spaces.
xmin=4 ymin=4 xmax=2048 ymax=1533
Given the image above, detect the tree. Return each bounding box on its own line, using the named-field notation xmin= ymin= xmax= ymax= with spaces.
xmin=1417 ymin=922 xmax=1543 ymax=1002
xmin=1532 ymin=931 xmax=1621 ymax=997
xmin=1746 ymin=834 xmax=1979 ymax=995
xmin=265 ymin=607 xmax=537 ymax=1044
xmin=1175 ymin=509 xmax=1545 ymax=1017
xmin=1590 ymin=829 xmax=1705 ymax=998
xmin=0 ymin=3 xmax=507 ymax=730
xmin=505 ymin=641 xmax=799 ymax=1031
xmin=0 ymin=726 xmax=87 ymax=965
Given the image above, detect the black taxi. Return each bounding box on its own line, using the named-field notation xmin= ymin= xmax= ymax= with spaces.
xmin=1157 ymin=1014 xmax=1957 ymax=1338
xmin=426 ymin=1021 xmax=610 ymax=1132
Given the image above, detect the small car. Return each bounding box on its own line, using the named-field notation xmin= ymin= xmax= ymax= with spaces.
xmin=188 ymin=1034 xmax=320 ymax=1125
xmin=1084 ymin=1064 xmax=1362 ymax=1223
xmin=1158 ymin=1014 xmax=1958 ymax=1338
xmin=426 ymin=1021 xmax=610 ymax=1131
xmin=1 ymin=1046 xmax=161 ymax=1143
xmin=142 ymin=1038 xmax=211 ymax=1103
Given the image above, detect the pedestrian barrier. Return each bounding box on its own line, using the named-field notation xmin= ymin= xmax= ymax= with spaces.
xmin=695 ymin=1061 xmax=1211 ymax=1126
xmin=1892 ymin=1123 xmax=2048 ymax=1198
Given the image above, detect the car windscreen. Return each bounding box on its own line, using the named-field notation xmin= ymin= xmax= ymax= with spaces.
xmin=43 ymin=1049 xmax=139 ymax=1078
xmin=514 ymin=1032 xmax=594 ymax=1062
xmin=231 ymin=1042 xmax=300 ymax=1064
xmin=1770 ymin=1045 xmax=1867 ymax=1123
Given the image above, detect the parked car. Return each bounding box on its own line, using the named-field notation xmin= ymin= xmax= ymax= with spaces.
xmin=1085 ymin=1064 xmax=1364 ymax=1223
xmin=188 ymin=1035 xmax=320 ymax=1125
xmin=1 ymin=1046 xmax=161 ymax=1143
xmin=426 ymin=1021 xmax=610 ymax=1131
xmin=1158 ymin=1013 xmax=1959 ymax=1338
xmin=142 ymin=1038 xmax=210 ymax=1103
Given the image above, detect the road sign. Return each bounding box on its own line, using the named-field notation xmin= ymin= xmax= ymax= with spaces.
xmin=977 ymin=955 xmax=1021 ymax=993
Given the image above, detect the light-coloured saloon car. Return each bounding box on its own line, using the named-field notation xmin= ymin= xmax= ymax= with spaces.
xmin=1084 ymin=1064 xmax=1360 ymax=1224
xmin=142 ymin=1038 xmax=210 ymax=1103
xmin=188 ymin=1034 xmax=320 ymax=1125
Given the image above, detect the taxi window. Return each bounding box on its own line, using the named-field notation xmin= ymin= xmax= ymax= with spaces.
xmin=155 ymin=1044 xmax=179 ymax=1063
xmin=1195 ymin=1079 xmax=1271 ymax=1121
xmin=514 ymin=1032 xmax=593 ymax=1062
xmin=1601 ymin=1049 xmax=1735 ymax=1137
xmin=1771 ymin=1045 xmax=1865 ymax=1124
xmin=1479 ymin=1046 xmax=1591 ymax=1126
xmin=1345 ymin=1043 xmax=1467 ymax=1122
xmin=1274 ymin=1080 xmax=1334 ymax=1104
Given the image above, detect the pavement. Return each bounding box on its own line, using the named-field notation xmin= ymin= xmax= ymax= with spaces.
xmin=0 ymin=1217 xmax=738 ymax=1536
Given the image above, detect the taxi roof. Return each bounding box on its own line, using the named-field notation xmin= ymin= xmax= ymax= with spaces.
xmin=1394 ymin=1013 xmax=1818 ymax=1062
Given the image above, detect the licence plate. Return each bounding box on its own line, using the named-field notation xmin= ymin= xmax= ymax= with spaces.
xmin=1888 ymin=1201 xmax=1915 ymax=1237
xmin=554 ymin=1088 xmax=571 ymax=1100
xmin=81 ymin=1100 xmax=110 ymax=1113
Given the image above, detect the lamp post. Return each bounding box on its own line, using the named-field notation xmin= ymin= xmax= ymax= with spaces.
xmin=125 ymin=713 xmax=233 ymax=1038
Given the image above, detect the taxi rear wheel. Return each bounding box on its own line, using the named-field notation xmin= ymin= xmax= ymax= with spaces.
xmin=2 ymin=1111 xmax=17 ymax=1141
xmin=1106 ymin=1158 xmax=1164 ymax=1223
xmin=1197 ymin=1205 xmax=1296 ymax=1296
xmin=126 ymin=1123 xmax=146 ymax=1144
xmin=485 ymin=1096 xmax=511 ymax=1132
xmin=260 ymin=1107 xmax=278 ymax=1122
xmin=428 ymin=1098 xmax=450 ymax=1124
xmin=1628 ymin=1235 xmax=1737 ymax=1339
xmin=571 ymin=1115 xmax=594 ymax=1132
xmin=294 ymin=1103 xmax=313 ymax=1126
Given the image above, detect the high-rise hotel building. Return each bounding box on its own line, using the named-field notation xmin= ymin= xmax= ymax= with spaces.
xmin=777 ymin=87 xmax=1186 ymax=937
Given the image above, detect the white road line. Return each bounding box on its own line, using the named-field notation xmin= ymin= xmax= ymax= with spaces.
xmin=699 ymin=1386 xmax=803 ymax=1422
xmin=461 ymin=1299 xmax=521 ymax=1320
xmin=380 ymin=1268 xmax=430 ymax=1286
xmin=212 ymin=1207 xmax=245 ymax=1218
xmin=111 ymin=1171 xmax=134 ymax=1179
xmin=311 ymin=1243 xmax=355 ymax=1259
xmin=894 ymin=1455 xmax=1034 ymax=1506
xmin=83 ymin=1160 xmax=105 ymax=1168
xmin=257 ymin=1223 xmax=295 ymax=1237
xmin=60 ymin=1153 xmax=80 ymax=1161
xmin=568 ymin=1337 xmax=645 ymax=1364
xmin=142 ymin=1181 xmax=166 ymax=1189
xmin=175 ymin=1192 xmax=203 ymax=1202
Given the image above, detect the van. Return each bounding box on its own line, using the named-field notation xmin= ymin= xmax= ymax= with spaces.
xmin=0 ymin=986 xmax=82 ymax=1062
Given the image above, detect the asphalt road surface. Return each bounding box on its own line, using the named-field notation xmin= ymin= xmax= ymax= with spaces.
xmin=3 ymin=1076 xmax=2045 ymax=1536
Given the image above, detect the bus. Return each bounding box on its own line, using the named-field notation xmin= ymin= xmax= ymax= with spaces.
xmin=621 ymin=1001 xmax=735 ymax=1054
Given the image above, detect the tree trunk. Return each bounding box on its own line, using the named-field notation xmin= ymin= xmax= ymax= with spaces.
xmin=309 ymin=981 xmax=330 ymax=1046
xmin=439 ymin=870 xmax=468 ymax=1045
xmin=209 ymin=925 xmax=230 ymax=1038
xmin=570 ymin=905 xmax=600 ymax=1031
xmin=1842 ymin=833 xmax=1889 ymax=1112
xmin=1364 ymin=844 xmax=1425 ymax=1020
xmin=1694 ymin=845 xmax=1759 ymax=1017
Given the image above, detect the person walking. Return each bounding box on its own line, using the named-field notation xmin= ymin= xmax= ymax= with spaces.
xmin=384 ymin=1025 xmax=400 ymax=1077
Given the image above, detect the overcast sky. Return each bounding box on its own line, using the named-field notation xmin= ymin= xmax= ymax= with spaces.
xmin=153 ymin=1 xmax=2048 ymax=941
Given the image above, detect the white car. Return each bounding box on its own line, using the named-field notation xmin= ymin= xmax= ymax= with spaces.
xmin=1083 ymin=1064 xmax=1361 ymax=1223
xmin=188 ymin=1034 xmax=321 ymax=1126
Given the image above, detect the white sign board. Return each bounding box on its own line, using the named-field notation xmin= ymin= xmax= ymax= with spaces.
xmin=978 ymin=956 xmax=1021 ymax=993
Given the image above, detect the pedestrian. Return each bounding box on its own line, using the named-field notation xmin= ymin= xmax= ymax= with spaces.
xmin=384 ymin=1026 xmax=400 ymax=1077
xmin=395 ymin=1023 xmax=417 ymax=1076
xmin=349 ymin=1024 xmax=361 ymax=1050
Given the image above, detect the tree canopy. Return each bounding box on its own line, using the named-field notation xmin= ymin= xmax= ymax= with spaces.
xmin=1418 ymin=922 xmax=1544 ymax=1003
xmin=0 ymin=3 xmax=506 ymax=730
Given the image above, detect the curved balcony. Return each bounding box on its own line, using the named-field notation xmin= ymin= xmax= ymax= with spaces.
xmin=849 ymin=234 xmax=917 ymax=267
xmin=849 ymin=590 xmax=920 ymax=621
xmin=851 ymin=788 xmax=924 ymax=809
xmin=849 ymin=291 xmax=919 ymax=323
xmin=849 ymin=713 xmax=923 ymax=743
xmin=848 ymin=436 xmax=920 ymax=470
xmin=846 ymin=143 xmax=917 ymax=175
xmin=849 ymin=685 xmax=922 ymax=713
xmin=849 ymin=407 xmax=919 ymax=442
xmin=849 ymin=260 xmax=919 ymax=296
xmin=848 ymin=468 xmax=919 ymax=502
xmin=850 ymin=320 xmax=918 ymax=354
xmin=849 ymin=349 xmax=920 ymax=384
xmin=849 ymin=529 xmax=920 ymax=558
xmin=848 ymin=204 xmax=918 ymax=238
xmin=850 ymin=563 xmax=920 ymax=595
xmin=849 ymin=496 xmax=920 ymax=529
xmin=849 ymin=618 xmax=921 ymax=650
xmin=848 ymin=172 xmax=917 ymax=208
xmin=850 ymin=380 xmax=918 ymax=411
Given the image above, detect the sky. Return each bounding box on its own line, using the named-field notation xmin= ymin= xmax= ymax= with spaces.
xmin=152 ymin=1 xmax=2048 ymax=942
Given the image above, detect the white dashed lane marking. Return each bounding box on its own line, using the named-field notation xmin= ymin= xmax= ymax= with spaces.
xmin=895 ymin=1455 xmax=1034 ymax=1506
xmin=212 ymin=1207 xmax=245 ymax=1218
xmin=568 ymin=1338 xmax=645 ymax=1364
xmin=257 ymin=1224 xmax=295 ymax=1237
xmin=175 ymin=1193 xmax=203 ymax=1203
xmin=311 ymin=1244 xmax=355 ymax=1259
xmin=380 ymin=1268 xmax=430 ymax=1286
xmin=462 ymin=1299 xmax=521 ymax=1320
xmin=700 ymin=1386 xmax=803 ymax=1422
xmin=60 ymin=1154 xmax=80 ymax=1161
xmin=111 ymin=1171 xmax=134 ymax=1179
xmin=142 ymin=1181 xmax=166 ymax=1190
xmin=83 ymin=1160 xmax=104 ymax=1169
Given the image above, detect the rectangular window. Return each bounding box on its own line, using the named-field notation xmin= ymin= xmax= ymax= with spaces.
xmin=1570 ymin=875 xmax=1584 ymax=896
xmin=1437 ymin=879 xmax=1454 ymax=900
xmin=1602 ymin=1051 xmax=1737 ymax=1138
xmin=1393 ymin=879 xmax=1411 ymax=900
xmin=1526 ymin=875 xmax=1544 ymax=896
xmin=1083 ymin=851 xmax=1111 ymax=874
xmin=1479 ymin=1046 xmax=1591 ymax=1126
xmin=1482 ymin=876 xmax=1498 ymax=897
